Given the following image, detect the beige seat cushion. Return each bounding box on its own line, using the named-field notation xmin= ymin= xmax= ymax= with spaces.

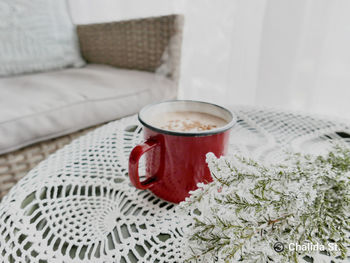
xmin=0 ymin=64 xmax=176 ymax=154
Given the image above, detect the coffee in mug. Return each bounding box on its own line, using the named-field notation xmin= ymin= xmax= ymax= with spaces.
xmin=149 ymin=111 xmax=227 ymax=132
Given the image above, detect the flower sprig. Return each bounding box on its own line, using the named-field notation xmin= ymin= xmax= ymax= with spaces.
xmin=179 ymin=146 xmax=350 ymax=263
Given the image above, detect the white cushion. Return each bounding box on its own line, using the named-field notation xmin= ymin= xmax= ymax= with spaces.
xmin=0 ymin=0 xmax=85 ymax=77
xmin=0 ymin=64 xmax=177 ymax=154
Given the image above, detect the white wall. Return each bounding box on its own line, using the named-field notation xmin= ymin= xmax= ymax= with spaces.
xmin=68 ymin=0 xmax=350 ymax=119
xmin=68 ymin=0 xmax=184 ymax=24
xmin=256 ymin=0 xmax=350 ymax=118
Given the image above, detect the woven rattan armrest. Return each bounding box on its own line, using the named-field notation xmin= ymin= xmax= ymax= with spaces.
xmin=77 ymin=14 xmax=184 ymax=82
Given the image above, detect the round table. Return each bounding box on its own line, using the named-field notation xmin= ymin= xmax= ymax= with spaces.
xmin=0 ymin=106 xmax=349 ymax=262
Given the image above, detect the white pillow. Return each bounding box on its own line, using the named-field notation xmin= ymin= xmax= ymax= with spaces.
xmin=0 ymin=0 xmax=85 ymax=77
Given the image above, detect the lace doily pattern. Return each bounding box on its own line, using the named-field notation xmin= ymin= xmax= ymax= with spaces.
xmin=0 ymin=107 xmax=349 ymax=262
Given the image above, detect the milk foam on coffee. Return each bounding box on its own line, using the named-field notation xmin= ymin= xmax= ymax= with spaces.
xmin=150 ymin=111 xmax=227 ymax=132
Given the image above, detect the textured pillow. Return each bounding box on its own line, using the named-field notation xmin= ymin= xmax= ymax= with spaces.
xmin=0 ymin=0 xmax=85 ymax=77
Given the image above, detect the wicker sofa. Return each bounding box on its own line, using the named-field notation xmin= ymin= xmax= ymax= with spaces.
xmin=0 ymin=14 xmax=183 ymax=200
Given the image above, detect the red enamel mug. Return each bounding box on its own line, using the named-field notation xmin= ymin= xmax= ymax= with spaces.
xmin=128 ymin=100 xmax=235 ymax=203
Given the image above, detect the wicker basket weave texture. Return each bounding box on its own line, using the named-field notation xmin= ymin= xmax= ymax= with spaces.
xmin=0 ymin=14 xmax=183 ymax=201
xmin=77 ymin=14 xmax=183 ymax=82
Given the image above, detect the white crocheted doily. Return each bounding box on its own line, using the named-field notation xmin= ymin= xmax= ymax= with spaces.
xmin=0 ymin=106 xmax=349 ymax=262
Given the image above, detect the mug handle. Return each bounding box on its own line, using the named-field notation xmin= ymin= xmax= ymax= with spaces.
xmin=128 ymin=138 xmax=160 ymax=190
